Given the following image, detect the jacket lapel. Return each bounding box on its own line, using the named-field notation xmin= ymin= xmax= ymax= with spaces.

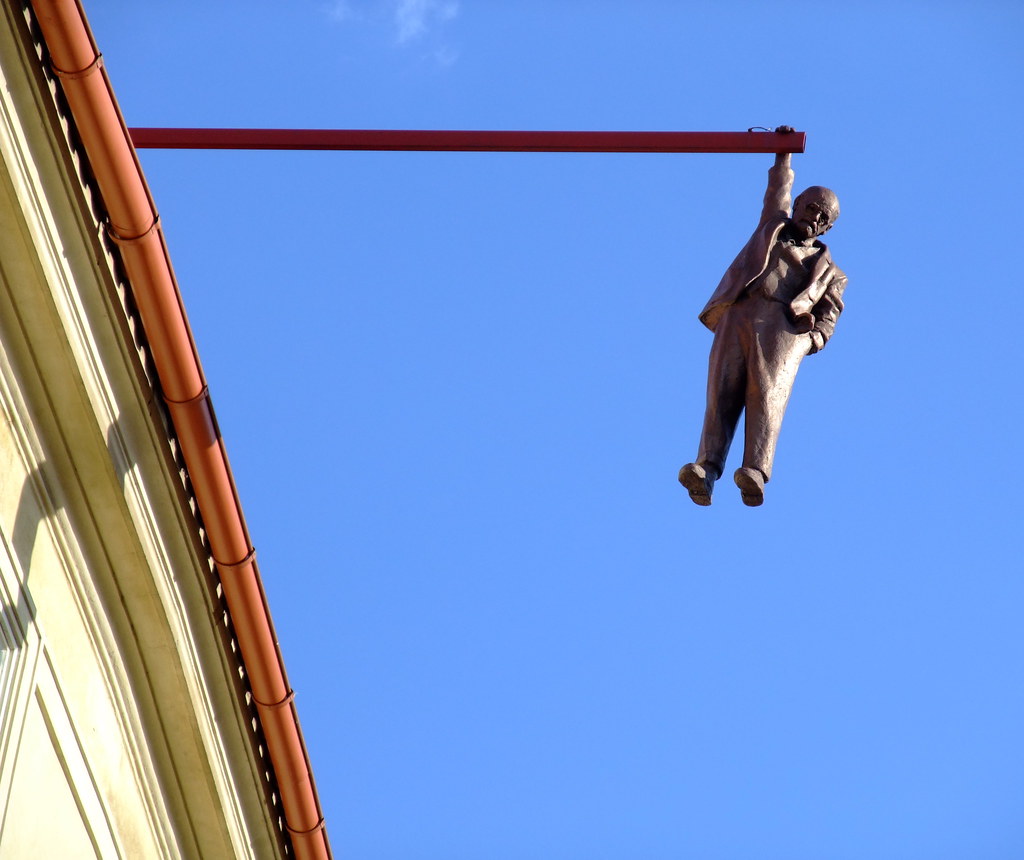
xmin=790 ymin=248 xmax=834 ymax=317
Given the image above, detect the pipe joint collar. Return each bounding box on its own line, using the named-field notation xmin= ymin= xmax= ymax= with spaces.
xmin=287 ymin=816 xmax=326 ymax=837
xmin=253 ymin=689 xmax=295 ymax=710
xmin=214 ymin=546 xmax=256 ymax=571
xmin=51 ymin=52 xmax=104 ymax=81
xmin=108 ymin=214 xmax=160 ymax=245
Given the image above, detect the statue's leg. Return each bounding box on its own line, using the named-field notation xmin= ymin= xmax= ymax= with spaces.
xmin=742 ymin=304 xmax=808 ymax=482
xmin=696 ymin=309 xmax=747 ymax=479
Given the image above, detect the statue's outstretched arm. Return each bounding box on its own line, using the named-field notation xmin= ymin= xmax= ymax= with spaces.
xmin=760 ymin=126 xmax=795 ymax=225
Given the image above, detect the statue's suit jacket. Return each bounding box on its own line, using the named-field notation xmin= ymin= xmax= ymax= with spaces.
xmin=698 ymin=160 xmax=847 ymax=353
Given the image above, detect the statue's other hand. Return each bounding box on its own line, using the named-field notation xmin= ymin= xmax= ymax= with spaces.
xmin=807 ymin=331 xmax=826 ymax=355
xmin=792 ymin=313 xmax=815 ymax=334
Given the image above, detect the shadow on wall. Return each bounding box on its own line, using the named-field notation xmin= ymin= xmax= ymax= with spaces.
xmin=1 ymin=414 xmax=141 ymax=653
xmin=2 ymin=461 xmax=52 ymax=652
xmin=106 ymin=418 xmax=133 ymax=492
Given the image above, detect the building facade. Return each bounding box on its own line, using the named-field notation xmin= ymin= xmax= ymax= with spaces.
xmin=0 ymin=2 xmax=328 ymax=857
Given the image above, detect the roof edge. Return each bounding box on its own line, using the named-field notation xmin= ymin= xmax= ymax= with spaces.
xmin=26 ymin=2 xmax=331 ymax=857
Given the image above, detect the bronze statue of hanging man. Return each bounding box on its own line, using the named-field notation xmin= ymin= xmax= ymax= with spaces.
xmin=679 ymin=126 xmax=847 ymax=507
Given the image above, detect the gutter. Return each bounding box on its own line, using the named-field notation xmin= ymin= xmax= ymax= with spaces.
xmin=28 ymin=1 xmax=331 ymax=857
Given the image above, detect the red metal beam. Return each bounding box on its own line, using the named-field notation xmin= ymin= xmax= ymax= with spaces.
xmin=128 ymin=128 xmax=806 ymax=154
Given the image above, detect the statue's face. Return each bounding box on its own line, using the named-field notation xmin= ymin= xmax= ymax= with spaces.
xmin=792 ymin=192 xmax=836 ymax=238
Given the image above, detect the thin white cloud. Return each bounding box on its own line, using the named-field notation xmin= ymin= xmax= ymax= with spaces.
xmin=325 ymin=0 xmax=358 ymax=23
xmin=433 ymin=45 xmax=459 ymax=67
xmin=324 ymin=0 xmax=460 ymax=65
xmin=395 ymin=0 xmax=459 ymax=45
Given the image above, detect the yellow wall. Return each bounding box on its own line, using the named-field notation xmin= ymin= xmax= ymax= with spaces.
xmin=0 ymin=5 xmax=282 ymax=857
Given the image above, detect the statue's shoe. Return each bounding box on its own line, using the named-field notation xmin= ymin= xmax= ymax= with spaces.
xmin=678 ymin=462 xmax=714 ymax=506
xmin=734 ymin=467 xmax=765 ymax=507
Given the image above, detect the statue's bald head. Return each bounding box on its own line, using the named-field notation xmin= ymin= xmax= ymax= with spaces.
xmin=792 ymin=186 xmax=840 ymax=237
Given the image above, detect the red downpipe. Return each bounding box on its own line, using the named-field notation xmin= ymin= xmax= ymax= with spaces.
xmin=128 ymin=126 xmax=807 ymax=153
xmin=28 ymin=1 xmax=331 ymax=857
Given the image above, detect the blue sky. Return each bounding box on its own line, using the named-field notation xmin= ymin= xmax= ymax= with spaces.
xmin=86 ymin=2 xmax=1023 ymax=858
